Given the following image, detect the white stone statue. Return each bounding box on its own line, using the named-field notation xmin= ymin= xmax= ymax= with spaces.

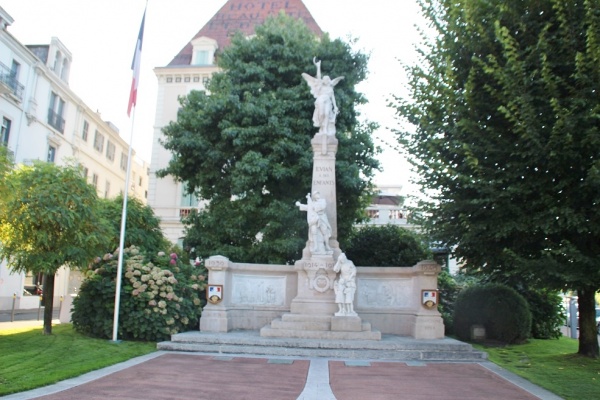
xmin=302 ymin=58 xmax=344 ymax=136
xmin=296 ymin=191 xmax=333 ymax=255
xmin=333 ymin=253 xmax=357 ymax=316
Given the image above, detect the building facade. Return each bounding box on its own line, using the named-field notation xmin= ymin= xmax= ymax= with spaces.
xmin=148 ymin=0 xmax=322 ymax=245
xmin=0 ymin=6 xmax=149 ymax=310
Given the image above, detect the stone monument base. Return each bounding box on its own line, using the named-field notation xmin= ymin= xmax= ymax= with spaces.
xmin=260 ymin=313 xmax=381 ymax=340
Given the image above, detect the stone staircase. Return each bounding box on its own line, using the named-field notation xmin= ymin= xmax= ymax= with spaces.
xmin=158 ymin=330 xmax=488 ymax=361
xmin=260 ymin=314 xmax=381 ymax=341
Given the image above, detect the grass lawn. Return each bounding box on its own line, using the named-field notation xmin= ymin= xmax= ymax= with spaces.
xmin=473 ymin=337 xmax=600 ymax=400
xmin=0 ymin=324 xmax=156 ymax=396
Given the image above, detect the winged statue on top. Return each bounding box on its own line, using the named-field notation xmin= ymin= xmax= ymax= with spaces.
xmin=302 ymin=58 xmax=344 ymax=136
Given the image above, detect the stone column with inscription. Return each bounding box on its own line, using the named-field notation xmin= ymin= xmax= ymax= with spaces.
xmin=291 ymin=133 xmax=340 ymax=315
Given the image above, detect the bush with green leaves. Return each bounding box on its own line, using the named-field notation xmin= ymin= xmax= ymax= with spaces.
xmin=517 ymin=288 xmax=564 ymax=339
xmin=437 ymin=271 xmax=481 ymax=335
xmin=72 ymin=246 xmax=207 ymax=341
xmin=344 ymin=225 xmax=430 ymax=266
xmin=453 ymin=283 xmax=531 ymax=344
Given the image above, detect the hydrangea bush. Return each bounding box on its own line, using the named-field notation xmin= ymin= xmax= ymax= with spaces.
xmin=72 ymin=246 xmax=207 ymax=341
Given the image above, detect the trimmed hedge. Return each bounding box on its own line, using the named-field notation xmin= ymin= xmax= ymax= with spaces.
xmin=453 ymin=283 xmax=531 ymax=344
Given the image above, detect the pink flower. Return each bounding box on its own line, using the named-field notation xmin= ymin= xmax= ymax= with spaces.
xmin=170 ymin=253 xmax=178 ymax=260
xmin=170 ymin=259 xmax=177 ymax=265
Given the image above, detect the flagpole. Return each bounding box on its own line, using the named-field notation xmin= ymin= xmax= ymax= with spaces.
xmin=112 ymin=2 xmax=147 ymax=343
xmin=112 ymin=111 xmax=136 ymax=342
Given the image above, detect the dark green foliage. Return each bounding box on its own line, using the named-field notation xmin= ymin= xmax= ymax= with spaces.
xmin=72 ymin=246 xmax=206 ymax=341
xmin=159 ymin=13 xmax=379 ymax=264
xmin=344 ymin=225 xmax=430 ymax=266
xmin=98 ymin=195 xmax=170 ymax=254
xmin=454 ymin=283 xmax=531 ymax=344
xmin=522 ymin=288 xmax=564 ymax=339
xmin=393 ymin=0 xmax=600 ymax=357
xmin=437 ymin=271 xmax=480 ymax=335
xmin=437 ymin=271 xmax=459 ymax=334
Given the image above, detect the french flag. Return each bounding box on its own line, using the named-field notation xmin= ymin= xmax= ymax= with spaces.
xmin=127 ymin=7 xmax=146 ymax=117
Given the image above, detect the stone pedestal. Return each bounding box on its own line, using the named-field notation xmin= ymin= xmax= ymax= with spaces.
xmin=260 ymin=132 xmax=380 ymax=340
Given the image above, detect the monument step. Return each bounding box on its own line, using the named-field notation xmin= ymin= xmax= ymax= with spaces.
xmin=159 ymin=330 xmax=488 ymax=361
xmin=281 ymin=314 xmax=333 ymax=323
xmin=270 ymin=318 xmax=331 ymax=331
xmin=260 ymin=326 xmax=382 ymax=340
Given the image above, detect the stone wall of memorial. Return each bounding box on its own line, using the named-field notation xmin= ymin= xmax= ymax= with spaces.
xmin=200 ymin=256 xmax=444 ymax=339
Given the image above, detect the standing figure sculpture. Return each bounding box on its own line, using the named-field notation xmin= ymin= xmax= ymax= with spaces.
xmin=296 ymin=191 xmax=333 ymax=255
xmin=333 ymin=253 xmax=357 ymax=316
xmin=302 ymin=58 xmax=344 ymax=136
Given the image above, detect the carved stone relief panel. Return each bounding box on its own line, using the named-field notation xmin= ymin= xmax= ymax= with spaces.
xmin=231 ymin=275 xmax=286 ymax=306
xmin=356 ymin=278 xmax=412 ymax=308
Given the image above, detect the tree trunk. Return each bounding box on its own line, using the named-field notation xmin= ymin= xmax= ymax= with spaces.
xmin=42 ymin=273 xmax=55 ymax=335
xmin=577 ymin=288 xmax=599 ymax=358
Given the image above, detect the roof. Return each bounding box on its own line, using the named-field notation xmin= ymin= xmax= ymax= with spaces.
xmin=167 ymin=0 xmax=323 ymax=66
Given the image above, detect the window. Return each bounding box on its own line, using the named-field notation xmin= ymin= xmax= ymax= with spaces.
xmin=194 ymin=50 xmax=209 ymax=65
xmin=53 ymin=50 xmax=62 ymax=73
xmin=82 ymin=120 xmax=89 ymax=141
xmin=120 ymin=152 xmax=128 ymax=171
xmin=23 ymin=272 xmax=44 ymax=295
xmin=1 ymin=117 xmax=11 ymax=145
xmin=180 ymin=182 xmax=195 ymax=207
xmin=48 ymin=92 xmax=65 ymax=133
xmin=92 ymin=173 xmax=99 ymax=188
xmin=138 ymin=176 xmax=143 ymax=187
xmin=82 ymin=166 xmax=88 ymax=179
xmin=47 ymin=145 xmax=56 ymax=162
xmin=60 ymin=59 xmax=69 ymax=81
xmin=190 ymin=37 xmax=217 ymax=66
xmin=106 ymin=141 xmax=115 ymax=161
xmin=93 ymin=130 xmax=104 ymax=152
xmin=104 ymin=180 xmax=110 ymax=198
xmin=10 ymin=60 xmax=20 ymax=82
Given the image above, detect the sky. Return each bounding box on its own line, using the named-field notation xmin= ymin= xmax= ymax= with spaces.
xmin=2 ymin=0 xmax=425 ymax=195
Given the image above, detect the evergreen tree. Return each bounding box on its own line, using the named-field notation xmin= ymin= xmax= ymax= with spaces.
xmin=159 ymin=14 xmax=380 ymax=264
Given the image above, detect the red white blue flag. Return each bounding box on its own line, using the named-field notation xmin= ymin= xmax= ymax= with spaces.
xmin=127 ymin=7 xmax=146 ymax=117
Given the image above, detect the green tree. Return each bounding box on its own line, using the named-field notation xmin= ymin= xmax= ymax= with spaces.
xmin=0 ymin=162 xmax=110 ymax=334
xmin=98 ymin=195 xmax=170 ymax=254
xmin=344 ymin=225 xmax=430 ymax=267
xmin=392 ymin=0 xmax=600 ymax=357
xmin=0 ymin=146 xmax=12 ymax=202
xmin=158 ymin=13 xmax=380 ymax=264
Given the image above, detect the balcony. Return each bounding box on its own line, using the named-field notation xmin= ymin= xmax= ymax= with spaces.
xmin=0 ymin=62 xmax=24 ymax=101
xmin=47 ymin=109 xmax=65 ymax=133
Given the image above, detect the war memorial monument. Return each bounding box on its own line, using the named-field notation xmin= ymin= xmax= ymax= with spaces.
xmin=157 ymin=60 xmax=477 ymax=360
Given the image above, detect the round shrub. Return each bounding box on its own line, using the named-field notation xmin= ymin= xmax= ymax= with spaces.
xmin=72 ymin=246 xmax=207 ymax=341
xmin=453 ymin=283 xmax=531 ymax=344
xmin=344 ymin=225 xmax=430 ymax=266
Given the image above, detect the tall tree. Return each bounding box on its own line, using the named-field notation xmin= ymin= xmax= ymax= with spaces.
xmin=0 ymin=162 xmax=111 ymax=334
xmin=159 ymin=13 xmax=380 ymax=264
xmin=98 ymin=195 xmax=170 ymax=254
xmin=393 ymin=0 xmax=600 ymax=357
